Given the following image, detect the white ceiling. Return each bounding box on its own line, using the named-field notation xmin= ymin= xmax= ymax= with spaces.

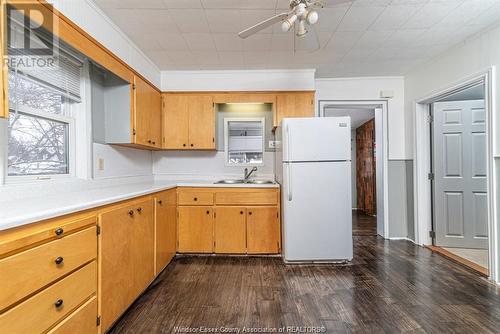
xmin=93 ymin=0 xmax=500 ymax=77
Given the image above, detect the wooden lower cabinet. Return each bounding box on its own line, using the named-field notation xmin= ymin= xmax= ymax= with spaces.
xmin=178 ymin=206 xmax=214 ymax=253
xmin=48 ymin=296 xmax=98 ymax=334
xmin=99 ymin=198 xmax=154 ymax=332
xmin=214 ymin=207 xmax=246 ymax=254
xmin=155 ymin=189 xmax=177 ymax=274
xmin=247 ymin=207 xmax=280 ymax=254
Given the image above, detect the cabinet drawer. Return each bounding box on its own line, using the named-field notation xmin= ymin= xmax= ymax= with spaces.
xmin=0 ymin=261 xmax=97 ymax=334
xmin=47 ymin=296 xmax=97 ymax=334
xmin=178 ymin=190 xmax=214 ymax=205
xmin=215 ymin=191 xmax=278 ymax=205
xmin=0 ymin=226 xmax=97 ymax=311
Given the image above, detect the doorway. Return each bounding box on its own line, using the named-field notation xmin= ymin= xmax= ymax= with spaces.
xmin=413 ymin=70 xmax=496 ymax=281
xmin=318 ymin=101 xmax=389 ymax=238
xmin=430 ymin=83 xmax=489 ymax=273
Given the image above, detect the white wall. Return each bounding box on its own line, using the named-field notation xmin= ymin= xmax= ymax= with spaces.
xmin=161 ymin=69 xmax=316 ymax=91
xmin=405 ymin=24 xmax=500 ymax=158
xmin=93 ymin=143 xmax=152 ymax=179
xmin=153 ymin=151 xmax=274 ymax=180
xmin=315 ymin=77 xmax=406 ymax=160
xmin=52 ymin=0 xmax=160 ymax=87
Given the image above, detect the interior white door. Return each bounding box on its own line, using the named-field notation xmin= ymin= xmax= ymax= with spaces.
xmin=433 ymin=100 xmax=488 ymax=249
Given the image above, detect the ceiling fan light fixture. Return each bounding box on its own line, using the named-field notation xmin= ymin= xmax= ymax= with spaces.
xmin=306 ymin=10 xmax=318 ymax=25
xmin=296 ymin=19 xmax=307 ymax=37
xmin=281 ymin=14 xmax=297 ymax=32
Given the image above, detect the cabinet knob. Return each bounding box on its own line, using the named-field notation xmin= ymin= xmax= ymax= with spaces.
xmin=152 ymin=141 xmax=156 ymax=145
xmin=54 ymin=256 xmax=64 ymax=265
xmin=128 ymin=210 xmax=134 ymax=217
xmin=240 ymin=211 xmax=244 ymax=215
xmin=147 ymin=140 xmax=152 ymax=144
xmin=193 ymin=197 xmax=198 ymax=201
xmin=54 ymin=299 xmax=64 ymax=308
xmin=137 ymin=207 xmax=142 ymax=213
xmin=249 ymin=212 xmax=252 ymax=215
xmin=190 ymin=144 xmax=194 ymax=147
xmin=158 ymin=200 xmax=163 ymax=205
xmin=183 ymin=144 xmax=186 ymax=147
xmin=55 ymin=228 xmax=64 ymax=236
xmin=206 ymin=210 xmax=210 ymax=215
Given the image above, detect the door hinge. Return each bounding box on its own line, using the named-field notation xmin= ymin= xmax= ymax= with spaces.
xmin=133 ymin=128 xmax=136 ymax=136
xmin=96 ymin=225 xmax=101 ymax=236
xmin=132 ymin=83 xmax=136 ymax=90
xmin=96 ymin=316 xmax=101 ymax=326
xmin=428 ymin=172 xmax=434 ymax=181
xmin=429 ymin=230 xmax=436 ymax=238
xmin=428 ymin=114 xmax=434 ymax=123
xmin=212 ymin=137 xmax=215 ymax=143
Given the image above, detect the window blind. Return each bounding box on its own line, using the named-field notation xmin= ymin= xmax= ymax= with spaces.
xmin=7 ymin=11 xmax=84 ymax=102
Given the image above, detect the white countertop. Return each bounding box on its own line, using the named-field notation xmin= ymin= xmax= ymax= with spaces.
xmin=0 ymin=179 xmax=279 ymax=231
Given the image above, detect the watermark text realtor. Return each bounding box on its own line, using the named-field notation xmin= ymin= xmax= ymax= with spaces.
xmin=3 ymin=1 xmax=59 ymax=71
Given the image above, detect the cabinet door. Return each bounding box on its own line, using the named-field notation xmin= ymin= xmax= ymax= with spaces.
xmin=275 ymin=92 xmax=315 ymax=127
xmin=178 ymin=206 xmax=213 ymax=253
xmin=130 ymin=199 xmax=155 ymax=298
xmin=214 ymin=207 xmax=246 ymax=254
xmin=133 ymin=76 xmax=152 ymax=146
xmin=188 ymin=95 xmax=215 ymax=150
xmin=99 ymin=205 xmax=135 ymax=331
xmin=155 ymin=190 xmax=177 ymax=274
xmin=149 ymin=89 xmax=162 ymax=149
xmin=247 ymin=207 xmax=280 ymax=254
xmin=163 ymin=94 xmax=190 ymax=149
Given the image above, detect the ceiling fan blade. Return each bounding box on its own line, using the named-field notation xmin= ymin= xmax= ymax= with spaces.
xmin=294 ymin=23 xmax=320 ymax=53
xmin=238 ymin=12 xmax=291 ymax=39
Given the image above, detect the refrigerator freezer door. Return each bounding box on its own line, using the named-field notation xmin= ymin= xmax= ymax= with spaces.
xmin=282 ymin=161 xmax=353 ymax=262
xmin=282 ymin=117 xmax=351 ymax=162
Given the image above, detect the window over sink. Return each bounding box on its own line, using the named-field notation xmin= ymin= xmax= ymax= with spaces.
xmin=224 ymin=118 xmax=265 ymax=166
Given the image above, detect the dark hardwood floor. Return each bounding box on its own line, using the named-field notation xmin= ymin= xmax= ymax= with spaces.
xmin=352 ymin=210 xmax=377 ymax=236
xmin=109 ymin=236 xmax=500 ymax=333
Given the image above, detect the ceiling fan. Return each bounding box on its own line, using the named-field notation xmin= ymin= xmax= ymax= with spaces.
xmin=238 ymin=0 xmax=327 ymax=52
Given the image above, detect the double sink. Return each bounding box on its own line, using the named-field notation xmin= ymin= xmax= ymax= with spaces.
xmin=214 ymin=179 xmax=275 ymax=185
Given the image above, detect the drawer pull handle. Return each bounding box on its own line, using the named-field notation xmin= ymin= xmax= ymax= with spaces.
xmin=54 ymin=257 xmax=64 ymax=265
xmin=128 ymin=210 xmax=134 ymax=217
xmin=54 ymin=299 xmax=63 ymax=308
xmin=55 ymin=228 xmax=64 ymax=236
xmin=137 ymin=207 xmax=142 ymax=213
xmin=194 ymin=197 xmax=198 ymax=201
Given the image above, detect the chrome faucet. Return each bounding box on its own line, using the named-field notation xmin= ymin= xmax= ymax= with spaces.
xmin=244 ymin=167 xmax=258 ymax=181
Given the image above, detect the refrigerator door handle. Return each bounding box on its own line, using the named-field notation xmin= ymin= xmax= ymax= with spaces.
xmin=287 ymin=163 xmax=293 ymax=201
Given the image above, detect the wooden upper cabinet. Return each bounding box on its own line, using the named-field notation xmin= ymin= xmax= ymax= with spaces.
xmin=275 ymin=92 xmax=315 ymax=127
xmin=133 ymin=76 xmax=161 ymax=149
xmin=163 ymin=94 xmax=215 ymax=150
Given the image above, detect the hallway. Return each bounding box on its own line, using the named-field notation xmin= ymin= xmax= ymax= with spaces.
xmin=352 ymin=210 xmax=377 ymax=237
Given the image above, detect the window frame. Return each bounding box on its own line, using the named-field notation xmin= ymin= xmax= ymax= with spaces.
xmin=5 ymin=102 xmax=76 ymax=183
xmin=223 ymin=117 xmax=265 ymax=167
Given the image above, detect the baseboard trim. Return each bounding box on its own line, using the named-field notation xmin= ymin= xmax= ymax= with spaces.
xmin=389 ymin=237 xmax=415 ymax=244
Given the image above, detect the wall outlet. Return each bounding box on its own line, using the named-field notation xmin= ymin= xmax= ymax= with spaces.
xmin=268 ymin=140 xmax=276 ymax=149
xmin=98 ymin=158 xmax=105 ymax=171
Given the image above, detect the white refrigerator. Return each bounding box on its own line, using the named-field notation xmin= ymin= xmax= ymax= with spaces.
xmin=275 ymin=117 xmax=353 ymax=262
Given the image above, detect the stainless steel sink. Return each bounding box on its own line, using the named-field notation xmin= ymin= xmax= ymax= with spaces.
xmin=246 ymin=180 xmax=275 ymax=184
xmin=214 ymin=179 xmax=275 ymax=185
xmin=214 ymin=179 xmax=246 ymax=184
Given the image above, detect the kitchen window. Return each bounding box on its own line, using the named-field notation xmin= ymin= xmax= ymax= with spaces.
xmin=224 ymin=117 xmax=265 ymax=166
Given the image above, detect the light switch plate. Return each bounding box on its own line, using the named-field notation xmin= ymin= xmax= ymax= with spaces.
xmin=98 ymin=158 xmax=105 ymax=171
